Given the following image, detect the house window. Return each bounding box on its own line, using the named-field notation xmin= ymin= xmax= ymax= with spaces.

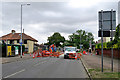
xmin=25 ymin=48 xmax=28 ymax=52
xmin=10 ymin=40 xmax=14 ymax=44
xmin=24 ymin=40 xmax=27 ymax=44
xmin=17 ymin=40 xmax=19 ymax=43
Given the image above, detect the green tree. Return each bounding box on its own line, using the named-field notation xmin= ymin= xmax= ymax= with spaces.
xmin=115 ymin=24 xmax=120 ymax=40
xmin=67 ymin=29 xmax=95 ymax=49
xmin=47 ymin=32 xmax=65 ymax=47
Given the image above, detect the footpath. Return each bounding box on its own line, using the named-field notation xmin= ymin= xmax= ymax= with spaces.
xmin=81 ymin=53 xmax=120 ymax=79
xmin=1 ymin=54 xmax=33 ymax=64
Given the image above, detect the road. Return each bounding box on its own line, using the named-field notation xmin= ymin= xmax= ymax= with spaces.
xmin=2 ymin=54 xmax=89 ymax=79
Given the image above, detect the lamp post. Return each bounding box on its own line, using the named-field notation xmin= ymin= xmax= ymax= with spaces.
xmin=20 ymin=3 xmax=30 ymax=58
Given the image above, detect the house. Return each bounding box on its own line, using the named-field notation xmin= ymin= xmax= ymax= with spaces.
xmin=0 ymin=30 xmax=38 ymax=53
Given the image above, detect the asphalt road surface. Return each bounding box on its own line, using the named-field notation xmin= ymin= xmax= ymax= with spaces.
xmin=2 ymin=54 xmax=89 ymax=79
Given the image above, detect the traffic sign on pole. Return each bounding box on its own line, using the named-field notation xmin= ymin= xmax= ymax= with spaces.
xmin=98 ymin=10 xmax=116 ymax=72
xmin=99 ymin=11 xmax=116 ymax=31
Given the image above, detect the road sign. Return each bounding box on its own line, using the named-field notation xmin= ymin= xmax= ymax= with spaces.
xmin=80 ymin=45 xmax=83 ymax=46
xmin=99 ymin=11 xmax=116 ymax=31
xmin=98 ymin=30 xmax=110 ymax=37
xmin=19 ymin=42 xmax=23 ymax=45
xmin=98 ymin=10 xmax=116 ymax=72
xmin=80 ymin=45 xmax=83 ymax=49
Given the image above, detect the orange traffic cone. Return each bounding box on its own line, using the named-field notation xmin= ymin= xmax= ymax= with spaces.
xmin=80 ymin=53 xmax=82 ymax=56
xmin=96 ymin=52 xmax=97 ymax=55
xmin=37 ymin=52 xmax=40 ymax=57
xmin=30 ymin=53 xmax=31 ymax=56
xmin=75 ymin=55 xmax=77 ymax=60
xmin=39 ymin=52 xmax=41 ymax=57
xmin=23 ymin=52 xmax=24 ymax=56
xmin=33 ymin=54 xmax=35 ymax=58
xmin=91 ymin=53 xmax=93 ymax=55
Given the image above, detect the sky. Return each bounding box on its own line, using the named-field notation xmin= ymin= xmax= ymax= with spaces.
xmin=0 ymin=0 xmax=120 ymax=44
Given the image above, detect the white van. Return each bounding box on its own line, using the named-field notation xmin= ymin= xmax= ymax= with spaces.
xmin=64 ymin=46 xmax=77 ymax=59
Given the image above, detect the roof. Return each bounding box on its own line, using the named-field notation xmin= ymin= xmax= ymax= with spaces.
xmin=0 ymin=33 xmax=38 ymax=42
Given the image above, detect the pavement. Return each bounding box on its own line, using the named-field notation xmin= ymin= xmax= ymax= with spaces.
xmin=1 ymin=54 xmax=33 ymax=64
xmin=2 ymin=54 xmax=89 ymax=79
xmin=81 ymin=53 xmax=119 ymax=72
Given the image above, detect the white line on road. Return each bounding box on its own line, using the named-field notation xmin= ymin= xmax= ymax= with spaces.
xmin=34 ymin=61 xmax=47 ymax=66
xmin=3 ymin=69 xmax=25 ymax=78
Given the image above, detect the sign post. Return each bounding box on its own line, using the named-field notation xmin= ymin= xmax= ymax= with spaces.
xmin=110 ymin=9 xmax=113 ymax=72
xmin=19 ymin=39 xmax=23 ymax=58
xmin=98 ymin=10 xmax=116 ymax=72
xmin=101 ymin=10 xmax=104 ymax=72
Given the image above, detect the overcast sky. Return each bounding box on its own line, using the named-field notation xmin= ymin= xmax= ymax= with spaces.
xmin=1 ymin=0 xmax=120 ymax=44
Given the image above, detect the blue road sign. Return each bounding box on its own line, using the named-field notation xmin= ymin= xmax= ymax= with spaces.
xmin=19 ymin=42 xmax=23 ymax=45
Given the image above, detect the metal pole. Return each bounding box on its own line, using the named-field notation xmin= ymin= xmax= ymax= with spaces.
xmin=21 ymin=5 xmax=22 ymax=58
xmin=6 ymin=37 xmax=8 ymax=57
xmin=111 ymin=9 xmax=113 ymax=72
xmin=91 ymin=40 xmax=92 ymax=53
xmin=80 ymin=32 xmax=82 ymax=52
xmin=20 ymin=3 xmax=30 ymax=58
xmin=80 ymin=33 xmax=81 ymax=49
xmin=101 ymin=10 xmax=104 ymax=72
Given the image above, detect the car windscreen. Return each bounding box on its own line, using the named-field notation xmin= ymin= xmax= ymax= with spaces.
xmin=65 ymin=47 xmax=76 ymax=52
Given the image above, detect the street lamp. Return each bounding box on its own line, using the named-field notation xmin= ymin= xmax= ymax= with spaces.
xmin=20 ymin=3 xmax=30 ymax=58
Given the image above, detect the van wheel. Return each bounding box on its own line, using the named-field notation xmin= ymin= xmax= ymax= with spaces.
xmin=64 ymin=55 xmax=66 ymax=59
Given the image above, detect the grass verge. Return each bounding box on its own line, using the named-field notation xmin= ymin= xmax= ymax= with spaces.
xmin=88 ymin=68 xmax=120 ymax=80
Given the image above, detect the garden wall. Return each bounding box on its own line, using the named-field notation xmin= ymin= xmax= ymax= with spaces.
xmin=98 ymin=49 xmax=120 ymax=59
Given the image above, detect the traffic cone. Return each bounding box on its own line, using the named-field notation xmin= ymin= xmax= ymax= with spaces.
xmin=96 ymin=52 xmax=97 ymax=55
xmin=23 ymin=52 xmax=24 ymax=56
xmin=39 ymin=52 xmax=41 ymax=57
xmin=33 ymin=53 xmax=35 ymax=58
xmin=91 ymin=53 xmax=93 ymax=55
xmin=30 ymin=53 xmax=31 ymax=56
xmin=37 ymin=52 xmax=40 ymax=57
xmin=75 ymin=55 xmax=77 ymax=60
xmin=80 ymin=53 xmax=82 ymax=56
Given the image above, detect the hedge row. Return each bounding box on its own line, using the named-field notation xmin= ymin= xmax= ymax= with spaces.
xmin=95 ymin=40 xmax=120 ymax=49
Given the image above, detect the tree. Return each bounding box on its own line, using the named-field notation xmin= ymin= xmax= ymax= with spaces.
xmin=67 ymin=29 xmax=95 ymax=49
xmin=115 ymin=24 xmax=120 ymax=40
xmin=47 ymin=32 xmax=65 ymax=47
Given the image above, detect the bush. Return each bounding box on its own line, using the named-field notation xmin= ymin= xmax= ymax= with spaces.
xmin=95 ymin=40 xmax=120 ymax=49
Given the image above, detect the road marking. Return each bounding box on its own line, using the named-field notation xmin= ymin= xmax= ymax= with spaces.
xmin=34 ymin=61 xmax=47 ymax=66
xmin=3 ymin=69 xmax=25 ymax=78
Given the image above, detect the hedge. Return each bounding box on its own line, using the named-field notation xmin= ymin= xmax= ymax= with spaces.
xmin=95 ymin=40 xmax=120 ymax=49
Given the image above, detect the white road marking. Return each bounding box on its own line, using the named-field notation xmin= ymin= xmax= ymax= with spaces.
xmin=34 ymin=61 xmax=47 ymax=66
xmin=4 ymin=69 xmax=25 ymax=78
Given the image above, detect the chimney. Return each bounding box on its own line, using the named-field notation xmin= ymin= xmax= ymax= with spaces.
xmin=11 ymin=30 xmax=16 ymax=34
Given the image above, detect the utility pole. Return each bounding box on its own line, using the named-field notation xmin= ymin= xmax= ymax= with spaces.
xmin=80 ymin=33 xmax=81 ymax=48
xmin=20 ymin=3 xmax=30 ymax=58
xmin=20 ymin=4 xmax=23 ymax=58
xmin=101 ymin=10 xmax=104 ymax=72
xmin=6 ymin=36 xmax=8 ymax=57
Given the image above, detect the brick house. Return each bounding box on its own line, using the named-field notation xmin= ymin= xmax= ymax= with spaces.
xmin=0 ymin=30 xmax=38 ymax=53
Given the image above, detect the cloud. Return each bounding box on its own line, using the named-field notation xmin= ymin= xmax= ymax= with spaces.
xmin=1 ymin=1 xmax=119 ymax=43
